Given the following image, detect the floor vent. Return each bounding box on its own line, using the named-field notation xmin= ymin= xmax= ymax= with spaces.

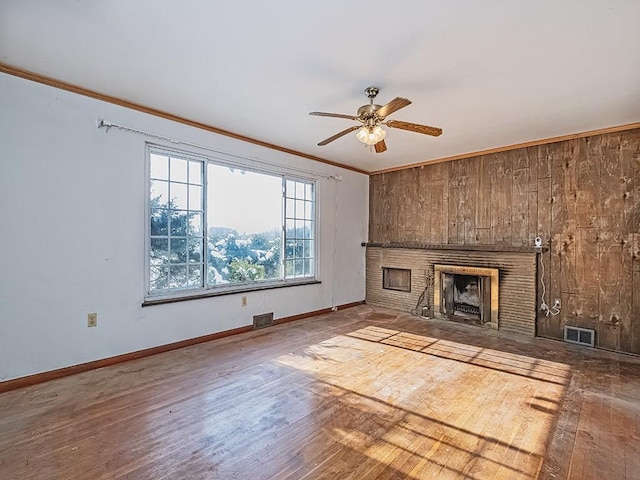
xmin=564 ymin=325 xmax=595 ymax=347
xmin=253 ymin=313 xmax=274 ymax=330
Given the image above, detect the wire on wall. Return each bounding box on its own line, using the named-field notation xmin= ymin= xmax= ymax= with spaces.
xmin=96 ymin=119 xmax=344 ymax=182
xmin=539 ymin=251 xmax=560 ymax=316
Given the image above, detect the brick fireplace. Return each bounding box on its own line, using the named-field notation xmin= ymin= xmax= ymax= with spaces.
xmin=364 ymin=243 xmax=538 ymax=337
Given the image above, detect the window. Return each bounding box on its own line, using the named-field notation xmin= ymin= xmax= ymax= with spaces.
xmin=148 ymin=147 xmax=316 ymax=297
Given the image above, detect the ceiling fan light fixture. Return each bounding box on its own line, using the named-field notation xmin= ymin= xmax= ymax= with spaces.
xmin=356 ymin=125 xmax=386 ymax=145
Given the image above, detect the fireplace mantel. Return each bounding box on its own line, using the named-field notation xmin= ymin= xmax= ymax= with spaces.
xmin=362 ymin=242 xmax=547 ymax=253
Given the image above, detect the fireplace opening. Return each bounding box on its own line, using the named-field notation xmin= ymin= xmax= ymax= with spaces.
xmin=434 ymin=265 xmax=499 ymax=329
xmin=444 ymin=274 xmax=481 ymax=318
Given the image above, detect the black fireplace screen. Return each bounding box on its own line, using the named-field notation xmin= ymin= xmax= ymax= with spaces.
xmin=442 ymin=273 xmax=491 ymax=322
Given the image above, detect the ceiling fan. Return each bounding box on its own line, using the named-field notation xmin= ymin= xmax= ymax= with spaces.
xmin=309 ymin=86 xmax=442 ymax=153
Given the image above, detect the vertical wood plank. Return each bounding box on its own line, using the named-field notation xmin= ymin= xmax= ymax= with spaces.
xmin=475 ymin=155 xmax=492 ymax=244
xmin=414 ymin=167 xmax=428 ymax=242
xmin=490 ymin=155 xmax=513 ymax=244
xmin=427 ymin=179 xmax=447 ymax=244
xmin=512 ymin=167 xmax=529 ymax=245
xmin=597 ymin=134 xmax=625 ymax=350
xmin=369 ymin=175 xmax=381 ymax=242
xmin=448 ymin=161 xmax=459 ymax=244
xmin=526 ymin=147 xmax=539 ymax=246
xmin=380 ymin=173 xmax=393 ymax=243
xmin=632 ymin=234 xmax=640 ymax=353
xmin=598 ymin=236 xmax=622 ymax=350
xmin=575 ymin=229 xmax=600 ymax=325
xmin=576 ymin=137 xmax=600 ymax=229
xmin=512 ymin=146 xmax=530 ymax=170
xmin=465 ymin=158 xmax=480 ymax=244
xmin=536 ymin=175 xmax=554 ymax=337
xmin=402 ymin=168 xmax=419 ymax=242
xmin=538 ymin=144 xmax=553 ymax=179
xmin=457 ymin=165 xmax=470 ymax=244
xmin=621 ymin=130 xmax=640 ymax=233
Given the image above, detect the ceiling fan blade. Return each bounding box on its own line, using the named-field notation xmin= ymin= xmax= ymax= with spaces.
xmin=309 ymin=111 xmax=358 ymax=120
xmin=317 ymin=125 xmax=360 ymax=146
xmin=386 ymin=120 xmax=443 ymax=137
xmin=374 ymin=139 xmax=387 ymax=153
xmin=375 ymin=97 xmax=411 ymax=118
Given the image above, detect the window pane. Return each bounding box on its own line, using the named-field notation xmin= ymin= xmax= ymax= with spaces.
xmin=150 ymin=265 xmax=169 ymax=290
xmin=305 ymin=221 xmax=314 ymax=239
xmin=170 ymin=238 xmax=188 ymax=263
xmin=150 ymin=180 xmax=169 ymax=207
xmin=189 ymin=161 xmax=202 ymax=185
xmin=170 ymin=211 xmax=189 ymax=236
xmin=286 ymin=219 xmax=295 ymax=237
xmin=295 ymin=182 xmax=304 ymax=199
xmin=188 ymin=237 xmax=202 ymax=262
xmin=286 ymin=180 xmax=295 ymax=197
xmin=285 ymin=259 xmax=295 ymax=277
xmin=150 ymin=209 xmax=169 ymax=236
xmin=305 ymin=201 xmax=313 ymax=219
xmin=188 ymin=264 xmax=202 ymax=287
xmin=150 ymin=238 xmax=169 ymax=264
xmin=150 ymin=154 xmax=169 ymax=180
xmin=189 ymin=185 xmax=203 ymax=210
xmin=305 ymin=183 xmax=313 ymax=201
xmin=296 ymin=200 xmax=305 ymax=219
xmin=285 ymin=198 xmax=294 ymax=218
xmin=169 ymin=265 xmax=188 ymax=288
xmin=170 ymin=157 xmax=188 ymax=183
xmin=303 ymin=240 xmax=312 ymax=259
xmin=171 ymin=183 xmax=188 ymax=209
xmin=304 ymin=258 xmax=314 ymax=276
xmin=285 ymin=240 xmax=294 ymax=258
xmin=295 ymin=259 xmax=304 ymax=277
xmin=188 ymin=213 xmax=203 ymax=235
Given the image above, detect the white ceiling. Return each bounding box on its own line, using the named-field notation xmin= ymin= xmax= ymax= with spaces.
xmin=1 ymin=1 xmax=639 ymax=173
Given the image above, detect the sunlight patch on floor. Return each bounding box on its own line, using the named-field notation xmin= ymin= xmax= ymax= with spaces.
xmin=276 ymin=325 xmax=571 ymax=479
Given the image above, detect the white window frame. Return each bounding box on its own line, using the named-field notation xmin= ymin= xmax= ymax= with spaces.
xmin=144 ymin=144 xmax=318 ymax=302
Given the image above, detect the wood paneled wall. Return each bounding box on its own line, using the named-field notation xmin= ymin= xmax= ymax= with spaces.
xmin=369 ymin=129 xmax=640 ymax=354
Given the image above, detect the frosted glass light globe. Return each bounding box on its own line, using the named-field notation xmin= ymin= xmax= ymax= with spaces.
xmin=356 ymin=125 xmax=386 ymax=145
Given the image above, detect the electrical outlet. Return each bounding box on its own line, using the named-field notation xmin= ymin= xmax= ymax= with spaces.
xmin=554 ymin=298 xmax=561 ymax=308
xmin=87 ymin=312 xmax=98 ymax=328
xmin=241 ymin=296 xmax=248 ymax=307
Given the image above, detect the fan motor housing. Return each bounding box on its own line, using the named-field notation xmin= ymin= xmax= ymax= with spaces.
xmin=357 ymin=104 xmax=381 ymax=119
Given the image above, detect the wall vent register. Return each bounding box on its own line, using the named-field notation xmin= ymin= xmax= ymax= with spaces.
xmin=253 ymin=313 xmax=274 ymax=330
xmin=564 ymin=325 xmax=595 ymax=347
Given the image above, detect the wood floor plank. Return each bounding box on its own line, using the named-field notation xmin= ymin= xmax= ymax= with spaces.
xmin=1 ymin=305 xmax=639 ymax=479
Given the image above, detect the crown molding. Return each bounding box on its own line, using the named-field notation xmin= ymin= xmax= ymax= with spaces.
xmin=0 ymin=62 xmax=368 ymax=175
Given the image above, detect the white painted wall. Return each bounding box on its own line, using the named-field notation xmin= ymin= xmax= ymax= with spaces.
xmin=0 ymin=73 xmax=369 ymax=382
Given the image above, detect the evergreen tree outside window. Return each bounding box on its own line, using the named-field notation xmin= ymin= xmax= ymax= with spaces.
xmin=147 ymin=147 xmax=316 ymax=297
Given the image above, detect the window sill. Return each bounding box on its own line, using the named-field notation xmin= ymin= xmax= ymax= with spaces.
xmin=142 ymin=279 xmax=321 ymax=307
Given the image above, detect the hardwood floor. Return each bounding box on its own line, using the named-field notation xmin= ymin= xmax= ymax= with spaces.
xmin=1 ymin=305 xmax=639 ymax=479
